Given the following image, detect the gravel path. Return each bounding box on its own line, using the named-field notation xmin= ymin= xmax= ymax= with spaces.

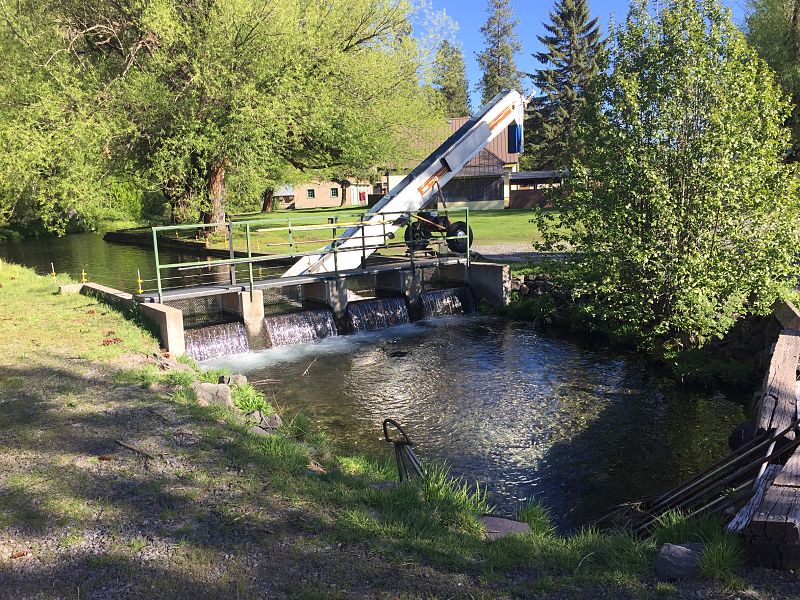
xmin=472 ymin=244 xmax=567 ymax=263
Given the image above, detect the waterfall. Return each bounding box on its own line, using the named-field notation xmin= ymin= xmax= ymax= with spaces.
xmin=263 ymin=310 xmax=338 ymax=348
xmin=347 ymin=297 xmax=410 ymax=332
xmin=420 ymin=287 xmax=474 ymax=319
xmin=184 ymin=321 xmax=249 ymax=361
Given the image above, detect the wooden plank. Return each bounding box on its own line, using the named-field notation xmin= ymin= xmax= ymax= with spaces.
xmin=748 ymin=483 xmax=800 ymax=544
xmin=775 ymin=447 xmax=800 ymax=488
xmin=727 ymin=465 xmax=781 ymax=533
xmin=757 ymin=330 xmax=800 ymax=433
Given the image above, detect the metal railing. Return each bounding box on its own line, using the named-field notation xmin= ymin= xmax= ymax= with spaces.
xmin=148 ymin=208 xmax=471 ymax=302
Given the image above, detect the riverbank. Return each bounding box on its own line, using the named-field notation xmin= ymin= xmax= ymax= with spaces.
xmin=2 ymin=260 xmax=799 ymax=598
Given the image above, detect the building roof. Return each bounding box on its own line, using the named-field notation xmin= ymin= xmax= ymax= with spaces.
xmin=449 ymin=117 xmax=519 ymax=165
xmin=510 ymin=170 xmax=567 ymax=183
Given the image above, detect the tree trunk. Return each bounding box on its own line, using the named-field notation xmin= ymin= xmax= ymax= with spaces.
xmin=262 ymin=188 xmax=274 ymax=213
xmin=203 ymin=160 xmax=226 ymax=233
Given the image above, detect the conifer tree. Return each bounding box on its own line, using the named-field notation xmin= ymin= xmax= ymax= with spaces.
xmin=432 ymin=40 xmax=471 ymax=117
xmin=476 ymin=0 xmax=522 ymax=105
xmin=524 ymin=0 xmax=602 ymax=170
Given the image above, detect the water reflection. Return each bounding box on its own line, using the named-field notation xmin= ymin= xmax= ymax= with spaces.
xmin=207 ymin=316 xmax=747 ymax=529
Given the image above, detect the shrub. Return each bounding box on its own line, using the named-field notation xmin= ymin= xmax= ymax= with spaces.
xmin=539 ymin=0 xmax=800 ymax=352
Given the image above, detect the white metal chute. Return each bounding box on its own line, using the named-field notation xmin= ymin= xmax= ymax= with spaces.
xmin=282 ymin=90 xmax=525 ymax=277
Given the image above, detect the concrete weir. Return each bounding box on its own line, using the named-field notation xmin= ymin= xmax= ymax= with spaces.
xmin=68 ymin=261 xmax=511 ymax=359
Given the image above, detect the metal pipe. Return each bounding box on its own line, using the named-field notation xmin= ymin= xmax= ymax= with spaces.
xmin=152 ymin=228 xmax=162 ymax=302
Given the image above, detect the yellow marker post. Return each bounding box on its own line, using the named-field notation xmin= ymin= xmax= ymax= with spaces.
xmin=81 ymin=270 xmax=87 ymax=283
xmin=137 ymin=269 xmax=143 ymax=295
xmin=50 ymin=262 xmax=56 ymax=278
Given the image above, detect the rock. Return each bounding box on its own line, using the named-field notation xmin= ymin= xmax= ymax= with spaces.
xmin=58 ymin=283 xmax=84 ymax=295
xmin=478 ymin=516 xmax=532 ymax=540
xmin=518 ymin=284 xmax=529 ymax=296
xmin=511 ymin=279 xmax=522 ymax=292
xmin=191 ymin=382 xmax=234 ymax=410
xmin=654 ymin=543 xmax=704 ymax=580
xmin=219 ymin=373 xmax=248 ymax=388
xmin=248 ymin=426 xmax=269 ymax=437
xmin=534 ymin=280 xmax=555 ymax=293
xmin=535 ymin=273 xmax=551 ymax=282
xmin=263 ymin=413 xmax=283 ymax=430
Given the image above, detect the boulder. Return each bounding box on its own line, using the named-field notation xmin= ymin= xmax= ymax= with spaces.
xmin=263 ymin=413 xmax=283 ymax=430
xmin=654 ymin=543 xmax=704 ymax=580
xmin=478 ymin=516 xmax=532 ymax=540
xmin=248 ymin=425 xmax=269 ymax=437
xmin=191 ymin=382 xmax=234 ymax=410
xmin=511 ymin=279 xmax=522 ymax=292
xmin=219 ymin=373 xmax=248 ymax=388
xmin=518 ymin=284 xmax=529 ymax=296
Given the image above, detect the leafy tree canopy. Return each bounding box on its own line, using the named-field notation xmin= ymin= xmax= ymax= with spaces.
xmin=746 ymin=0 xmax=800 ymax=159
xmin=539 ymin=0 xmax=799 ymax=353
xmin=0 ymin=0 xmax=445 ymax=233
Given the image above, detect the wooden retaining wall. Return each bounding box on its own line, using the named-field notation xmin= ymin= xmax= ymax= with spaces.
xmin=741 ymin=323 xmax=800 ymax=567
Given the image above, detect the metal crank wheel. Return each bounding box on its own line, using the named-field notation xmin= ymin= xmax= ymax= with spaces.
xmin=445 ymin=221 xmax=474 ymax=253
xmin=404 ymin=221 xmax=430 ymax=251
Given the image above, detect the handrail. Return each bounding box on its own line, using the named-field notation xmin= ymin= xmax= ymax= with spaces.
xmin=149 ymin=207 xmax=470 ymax=302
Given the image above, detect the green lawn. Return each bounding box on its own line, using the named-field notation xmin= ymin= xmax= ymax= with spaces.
xmin=211 ymin=207 xmax=551 ymax=255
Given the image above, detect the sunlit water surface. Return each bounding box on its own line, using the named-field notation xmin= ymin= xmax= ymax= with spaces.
xmin=206 ymin=315 xmax=746 ymax=529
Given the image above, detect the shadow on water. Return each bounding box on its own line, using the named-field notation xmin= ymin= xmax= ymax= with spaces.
xmin=208 ymin=315 xmax=748 ymax=530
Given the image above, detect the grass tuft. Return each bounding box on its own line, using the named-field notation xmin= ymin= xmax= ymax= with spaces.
xmin=231 ymin=383 xmax=273 ymax=414
xmin=699 ymin=537 xmax=744 ymax=582
xmin=516 ymin=497 xmax=555 ymax=536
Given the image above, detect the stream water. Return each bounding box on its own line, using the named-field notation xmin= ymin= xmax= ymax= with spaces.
xmin=206 ymin=315 xmax=747 ymax=530
xmin=1 ymin=234 xmax=749 ymax=529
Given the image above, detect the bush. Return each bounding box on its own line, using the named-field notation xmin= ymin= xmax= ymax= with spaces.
xmin=699 ymin=537 xmax=743 ymax=582
xmin=539 ymin=0 xmax=800 ymax=353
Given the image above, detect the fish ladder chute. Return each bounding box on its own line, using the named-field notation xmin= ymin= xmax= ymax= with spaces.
xmin=282 ymin=89 xmax=526 ymax=277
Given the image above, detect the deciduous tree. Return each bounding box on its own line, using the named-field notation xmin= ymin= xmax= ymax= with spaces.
xmin=746 ymin=0 xmax=800 ymax=159
xmin=540 ymin=0 xmax=799 ymax=352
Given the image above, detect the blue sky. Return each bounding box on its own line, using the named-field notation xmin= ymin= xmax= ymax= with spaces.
xmin=428 ymin=0 xmax=748 ymax=108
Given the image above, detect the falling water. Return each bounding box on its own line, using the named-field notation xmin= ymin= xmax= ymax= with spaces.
xmin=420 ymin=287 xmax=474 ymax=319
xmin=263 ymin=310 xmax=338 ymax=348
xmin=347 ymin=297 xmax=410 ymax=332
xmin=184 ymin=321 xmax=249 ymax=361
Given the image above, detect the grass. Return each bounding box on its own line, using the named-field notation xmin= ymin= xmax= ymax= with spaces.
xmin=0 ymin=259 xmax=756 ymax=597
xmin=161 ymin=207 xmax=553 ymax=256
xmin=230 ymin=383 xmax=273 ymax=414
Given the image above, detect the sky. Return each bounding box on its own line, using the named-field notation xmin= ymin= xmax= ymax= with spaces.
xmin=427 ymin=0 xmax=748 ymax=108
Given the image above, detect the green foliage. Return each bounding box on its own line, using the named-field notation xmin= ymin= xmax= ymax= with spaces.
xmin=539 ymin=0 xmax=800 ymax=353
xmin=231 ymin=383 xmax=273 ymax=415
xmin=432 ymin=40 xmax=471 ymax=117
xmin=0 ymin=0 xmax=445 ymax=233
xmin=505 ymin=292 xmax=558 ymax=323
xmin=523 ymin=0 xmax=603 ymax=170
xmin=516 ymin=497 xmax=556 ymax=536
xmin=477 ymin=0 xmax=522 ymax=104
xmin=699 ymin=537 xmax=744 ymax=582
xmin=746 ymin=0 xmax=800 ymax=158
xmin=420 ymin=462 xmax=492 ymax=530
xmin=650 ymin=510 xmax=727 ymax=545
xmin=197 ymin=368 xmax=230 ymax=384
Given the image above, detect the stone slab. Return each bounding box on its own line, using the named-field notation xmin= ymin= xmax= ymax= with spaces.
xmin=478 ymin=516 xmax=531 ymax=540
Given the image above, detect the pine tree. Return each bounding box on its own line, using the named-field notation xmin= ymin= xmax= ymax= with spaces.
xmin=524 ymin=0 xmax=602 ymax=170
xmin=432 ymin=41 xmax=471 ymax=117
xmin=476 ymin=0 xmax=522 ymax=106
